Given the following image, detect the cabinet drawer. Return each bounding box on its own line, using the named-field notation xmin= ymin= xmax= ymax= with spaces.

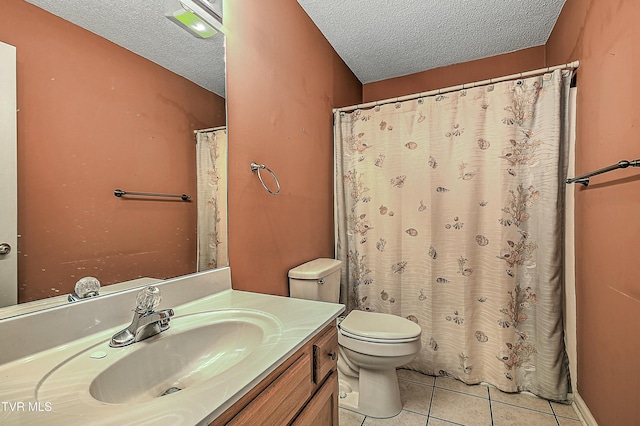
xmin=228 ymin=351 xmax=313 ymax=425
xmin=313 ymin=326 xmax=338 ymax=384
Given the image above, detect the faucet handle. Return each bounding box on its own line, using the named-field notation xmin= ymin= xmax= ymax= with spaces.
xmin=135 ymin=286 xmax=162 ymax=313
xmin=74 ymin=276 xmax=101 ymax=298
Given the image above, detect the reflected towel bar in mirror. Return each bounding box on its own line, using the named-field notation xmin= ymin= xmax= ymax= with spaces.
xmin=114 ymin=189 xmax=191 ymax=201
xmin=566 ymin=159 xmax=640 ymax=186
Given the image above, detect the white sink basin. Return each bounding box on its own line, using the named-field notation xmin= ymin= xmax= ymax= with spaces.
xmin=36 ymin=310 xmax=282 ymax=405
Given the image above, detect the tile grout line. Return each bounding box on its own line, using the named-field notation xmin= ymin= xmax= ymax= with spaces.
xmin=431 ymin=378 xmax=492 ymax=401
xmin=487 ymin=388 xmax=566 ymax=418
xmin=428 ymin=415 xmax=467 ymax=426
xmin=550 ymin=401 xmax=561 ymax=426
xmin=488 ymin=386 xmax=495 ymax=426
xmin=491 ymin=399 xmax=563 ymax=416
xmin=426 ymin=377 xmax=436 ymax=421
xmin=402 ymin=407 xmax=429 ymax=417
xmin=556 ymin=414 xmax=583 ymax=420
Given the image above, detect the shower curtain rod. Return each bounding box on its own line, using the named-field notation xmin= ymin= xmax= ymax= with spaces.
xmin=193 ymin=125 xmax=226 ymax=134
xmin=334 ymin=60 xmax=580 ymax=113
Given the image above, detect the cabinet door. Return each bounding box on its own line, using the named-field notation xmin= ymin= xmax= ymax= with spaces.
xmin=228 ymin=352 xmax=313 ymax=425
xmin=292 ymin=371 xmax=338 ymax=426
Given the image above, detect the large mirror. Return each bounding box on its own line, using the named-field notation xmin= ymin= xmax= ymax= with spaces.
xmin=0 ymin=0 xmax=227 ymax=317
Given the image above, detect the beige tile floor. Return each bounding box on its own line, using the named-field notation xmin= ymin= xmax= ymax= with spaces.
xmin=339 ymin=369 xmax=585 ymax=426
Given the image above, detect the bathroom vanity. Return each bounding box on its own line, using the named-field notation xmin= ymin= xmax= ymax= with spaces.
xmin=0 ymin=267 xmax=344 ymax=425
xmin=212 ymin=323 xmax=339 ymax=425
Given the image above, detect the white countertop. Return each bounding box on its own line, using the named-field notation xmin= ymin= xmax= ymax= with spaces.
xmin=0 ymin=269 xmax=344 ymax=425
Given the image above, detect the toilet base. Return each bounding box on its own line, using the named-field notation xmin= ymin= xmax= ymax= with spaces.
xmin=337 ymin=367 xmax=402 ymax=418
xmin=337 ymin=379 xmax=360 ymax=413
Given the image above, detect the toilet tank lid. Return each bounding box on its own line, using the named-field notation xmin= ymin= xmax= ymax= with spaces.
xmin=288 ymin=258 xmax=342 ymax=279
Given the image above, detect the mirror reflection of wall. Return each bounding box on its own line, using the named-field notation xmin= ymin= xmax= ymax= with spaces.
xmin=0 ymin=0 xmax=226 ymax=309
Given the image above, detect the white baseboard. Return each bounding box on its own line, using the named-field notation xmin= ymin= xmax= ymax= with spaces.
xmin=573 ymin=392 xmax=598 ymax=426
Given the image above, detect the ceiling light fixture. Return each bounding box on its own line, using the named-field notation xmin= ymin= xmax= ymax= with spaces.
xmin=167 ymin=0 xmax=224 ymax=39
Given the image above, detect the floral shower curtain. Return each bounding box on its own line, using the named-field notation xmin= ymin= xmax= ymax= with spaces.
xmin=335 ymin=70 xmax=572 ymax=401
xmin=196 ymin=128 xmax=227 ymax=271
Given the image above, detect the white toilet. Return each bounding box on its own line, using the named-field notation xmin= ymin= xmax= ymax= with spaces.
xmin=289 ymin=258 xmax=422 ymax=418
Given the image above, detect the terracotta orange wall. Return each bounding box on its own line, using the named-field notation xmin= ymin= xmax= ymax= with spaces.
xmin=547 ymin=0 xmax=640 ymax=424
xmin=363 ymin=46 xmax=546 ymax=102
xmin=225 ymin=0 xmax=361 ymax=296
xmin=0 ymin=0 xmax=225 ymax=302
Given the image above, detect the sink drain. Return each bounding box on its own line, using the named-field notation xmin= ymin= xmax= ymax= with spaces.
xmin=160 ymin=387 xmax=182 ymax=396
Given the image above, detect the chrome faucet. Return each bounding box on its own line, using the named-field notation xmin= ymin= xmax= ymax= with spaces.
xmin=109 ymin=286 xmax=175 ymax=348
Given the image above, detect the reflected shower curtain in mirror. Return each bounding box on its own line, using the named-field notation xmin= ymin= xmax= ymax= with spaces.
xmin=335 ymin=70 xmax=572 ymax=401
xmin=196 ymin=128 xmax=227 ymax=271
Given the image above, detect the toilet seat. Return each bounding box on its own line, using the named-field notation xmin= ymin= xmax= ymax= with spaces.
xmin=339 ymin=328 xmax=420 ymax=343
xmin=339 ymin=310 xmax=421 ymax=343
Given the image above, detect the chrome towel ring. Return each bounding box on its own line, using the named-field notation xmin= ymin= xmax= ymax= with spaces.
xmin=250 ymin=162 xmax=281 ymax=195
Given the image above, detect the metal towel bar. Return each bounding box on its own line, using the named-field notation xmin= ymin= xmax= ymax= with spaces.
xmin=114 ymin=189 xmax=191 ymax=201
xmin=566 ymin=159 xmax=640 ymax=186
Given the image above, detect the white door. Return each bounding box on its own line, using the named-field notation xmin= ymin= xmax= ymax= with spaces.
xmin=0 ymin=41 xmax=17 ymax=307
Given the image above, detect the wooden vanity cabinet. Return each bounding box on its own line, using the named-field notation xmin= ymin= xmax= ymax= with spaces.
xmin=211 ymin=323 xmax=339 ymax=426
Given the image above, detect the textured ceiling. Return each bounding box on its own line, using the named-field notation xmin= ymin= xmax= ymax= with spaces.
xmin=297 ymin=0 xmax=567 ymax=84
xmin=25 ymin=1 xmax=567 ymax=97
xmin=25 ymin=0 xmax=226 ymax=97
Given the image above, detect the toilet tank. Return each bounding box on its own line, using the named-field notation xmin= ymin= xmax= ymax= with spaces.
xmin=288 ymin=258 xmax=342 ymax=303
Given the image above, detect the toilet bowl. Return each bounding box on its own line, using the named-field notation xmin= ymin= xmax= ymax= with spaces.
xmin=336 ymin=310 xmax=421 ymax=418
xmin=288 ymin=259 xmax=422 ymax=419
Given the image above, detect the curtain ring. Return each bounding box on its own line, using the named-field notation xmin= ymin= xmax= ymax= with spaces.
xmin=250 ymin=162 xmax=281 ymax=195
